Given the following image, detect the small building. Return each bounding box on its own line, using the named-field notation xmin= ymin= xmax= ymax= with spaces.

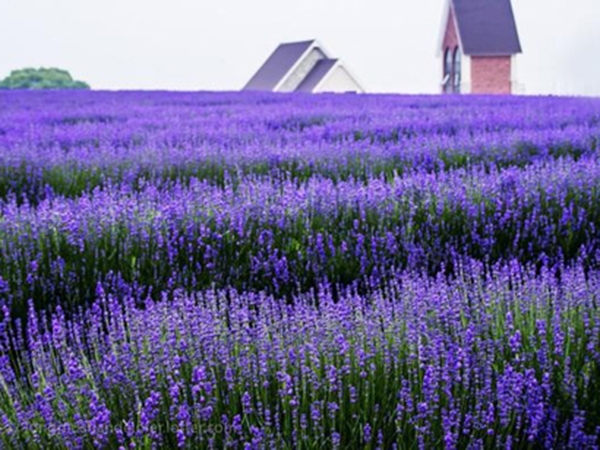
xmin=243 ymin=40 xmax=364 ymax=94
xmin=439 ymin=0 xmax=522 ymax=94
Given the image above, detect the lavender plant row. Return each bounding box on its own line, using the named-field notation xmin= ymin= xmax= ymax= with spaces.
xmin=2 ymin=155 xmax=600 ymax=314
xmin=1 ymin=263 xmax=599 ymax=449
xmin=0 ymin=92 xmax=599 ymax=202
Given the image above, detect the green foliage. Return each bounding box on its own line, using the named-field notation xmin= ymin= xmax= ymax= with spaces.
xmin=0 ymin=67 xmax=90 ymax=90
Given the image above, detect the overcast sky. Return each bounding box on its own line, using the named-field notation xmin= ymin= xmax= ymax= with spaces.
xmin=1 ymin=0 xmax=599 ymax=95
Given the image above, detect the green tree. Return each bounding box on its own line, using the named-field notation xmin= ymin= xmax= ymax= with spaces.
xmin=0 ymin=68 xmax=90 ymax=90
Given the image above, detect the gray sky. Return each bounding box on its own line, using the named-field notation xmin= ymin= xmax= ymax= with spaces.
xmin=1 ymin=0 xmax=599 ymax=95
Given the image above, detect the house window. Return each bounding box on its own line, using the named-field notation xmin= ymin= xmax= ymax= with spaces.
xmin=444 ymin=48 xmax=453 ymax=93
xmin=453 ymin=47 xmax=461 ymax=93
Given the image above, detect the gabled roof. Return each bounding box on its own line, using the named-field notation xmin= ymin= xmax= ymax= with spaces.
xmin=449 ymin=0 xmax=522 ymax=55
xmin=295 ymin=59 xmax=338 ymax=93
xmin=243 ymin=40 xmax=316 ymax=91
xmin=243 ymin=40 xmax=365 ymax=93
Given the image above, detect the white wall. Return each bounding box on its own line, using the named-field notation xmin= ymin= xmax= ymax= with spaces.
xmin=277 ymin=48 xmax=326 ymax=92
xmin=511 ymin=55 xmax=527 ymax=94
xmin=461 ymin=54 xmax=471 ymax=94
xmin=315 ymin=65 xmax=364 ymax=93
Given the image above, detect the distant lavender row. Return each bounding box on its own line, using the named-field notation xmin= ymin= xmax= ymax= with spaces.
xmin=0 ymin=92 xmax=599 ymax=201
xmin=2 ymin=156 xmax=600 ymax=314
xmin=1 ymin=263 xmax=598 ymax=449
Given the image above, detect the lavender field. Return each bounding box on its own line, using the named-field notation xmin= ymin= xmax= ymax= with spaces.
xmin=0 ymin=91 xmax=600 ymax=449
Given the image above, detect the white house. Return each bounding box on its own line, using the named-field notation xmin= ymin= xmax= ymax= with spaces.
xmin=243 ymin=40 xmax=365 ymax=94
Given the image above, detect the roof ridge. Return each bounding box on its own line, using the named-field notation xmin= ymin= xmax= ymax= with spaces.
xmin=278 ymin=39 xmax=317 ymax=46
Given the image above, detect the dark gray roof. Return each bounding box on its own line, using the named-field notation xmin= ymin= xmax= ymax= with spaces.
xmin=452 ymin=0 xmax=522 ymax=55
xmin=295 ymin=59 xmax=338 ymax=93
xmin=243 ymin=40 xmax=315 ymax=91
